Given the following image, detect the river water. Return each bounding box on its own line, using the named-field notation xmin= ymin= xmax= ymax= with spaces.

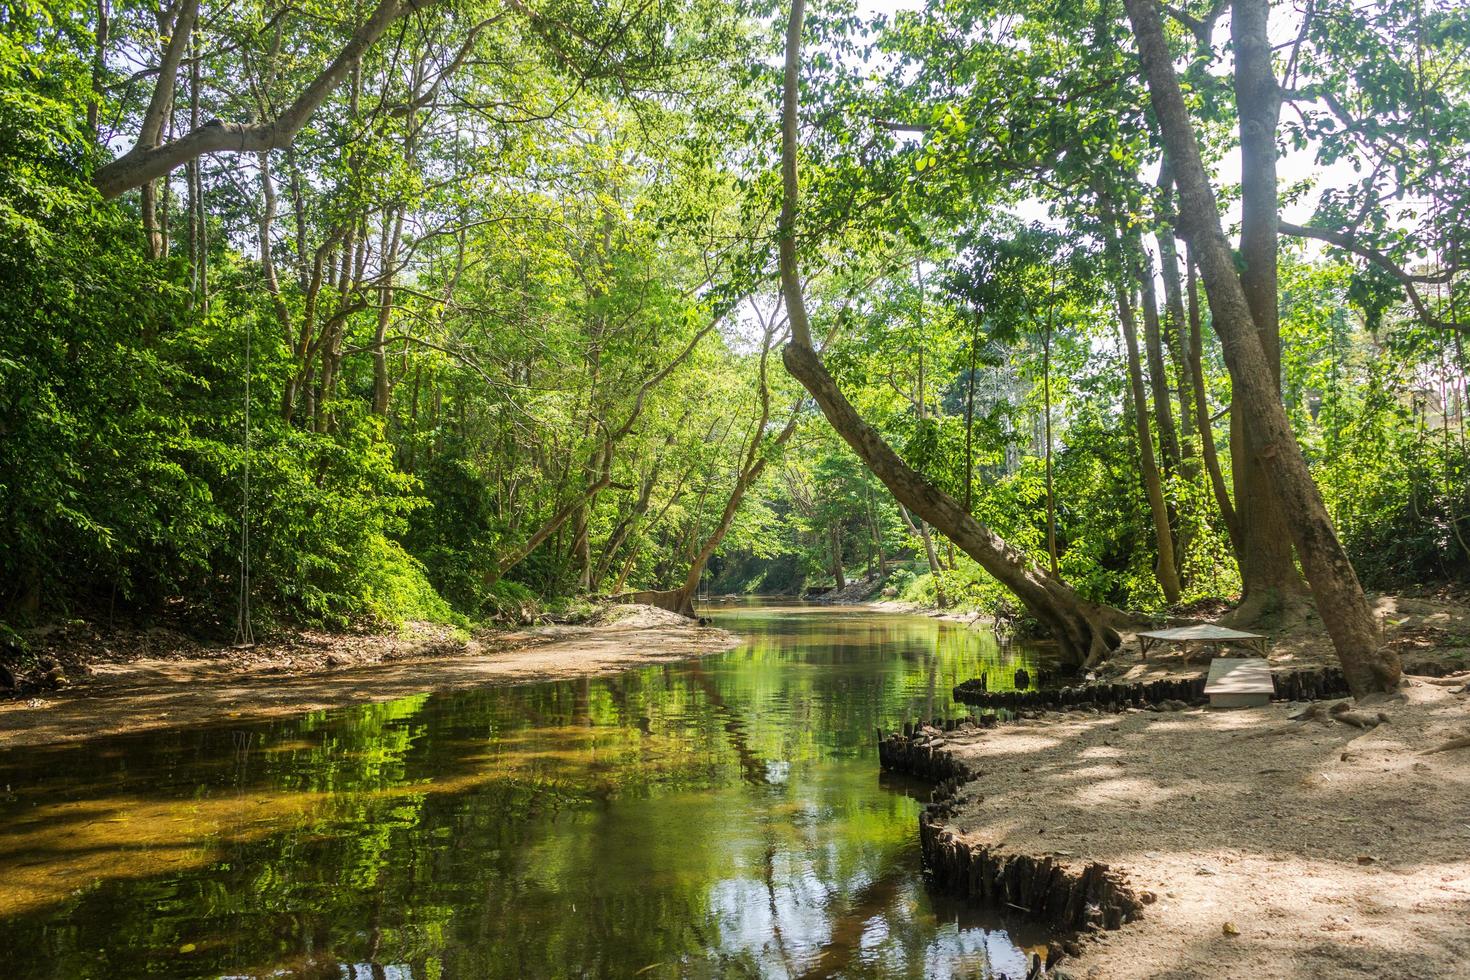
xmin=0 ymin=603 xmax=1051 ymax=979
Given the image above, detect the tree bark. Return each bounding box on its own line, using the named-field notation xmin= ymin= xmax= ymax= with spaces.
xmin=623 ymin=332 xmax=803 ymax=617
xmin=371 ymin=209 xmax=404 ymax=416
xmin=1042 ymin=280 xmax=1060 ymax=575
xmin=88 ymin=0 xmax=110 ymax=138
xmin=94 ymin=0 xmax=444 ymax=198
xmin=1124 ymin=0 xmax=1400 ymax=695
xmin=1187 ymin=249 xmax=1242 ymax=554
xmin=829 ymin=525 xmax=847 ymax=590
xmin=1226 ymin=0 xmax=1308 ymax=624
xmin=1134 ymin=235 xmax=1182 ymax=474
xmin=1115 ymin=272 xmax=1183 ymax=604
xmin=491 ymin=316 xmax=719 ymax=586
xmin=1155 ymin=164 xmax=1197 ymax=470
xmin=898 ymin=504 xmax=948 ymax=609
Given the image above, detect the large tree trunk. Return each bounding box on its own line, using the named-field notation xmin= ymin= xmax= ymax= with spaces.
xmin=1124 ymin=0 xmax=1400 ymax=695
xmin=1115 ymin=274 xmax=1183 ymax=604
xmin=1225 ymin=0 xmax=1308 ymax=626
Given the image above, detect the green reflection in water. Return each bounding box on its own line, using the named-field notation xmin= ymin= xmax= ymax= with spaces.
xmin=0 ymin=603 xmax=1052 ymax=979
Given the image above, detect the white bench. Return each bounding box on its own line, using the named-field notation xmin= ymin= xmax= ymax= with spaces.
xmin=1204 ymin=657 xmax=1275 ymax=708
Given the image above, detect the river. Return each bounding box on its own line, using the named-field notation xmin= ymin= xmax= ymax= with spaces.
xmin=0 ymin=602 xmax=1051 ymax=978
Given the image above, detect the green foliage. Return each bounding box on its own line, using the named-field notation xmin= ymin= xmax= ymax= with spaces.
xmin=5 ymin=0 xmax=1468 ymax=644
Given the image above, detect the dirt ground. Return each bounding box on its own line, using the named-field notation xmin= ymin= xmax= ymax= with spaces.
xmin=923 ymin=675 xmax=1470 ymax=979
xmin=0 ymin=604 xmax=737 ymax=749
xmin=1094 ymin=590 xmax=1470 ymax=685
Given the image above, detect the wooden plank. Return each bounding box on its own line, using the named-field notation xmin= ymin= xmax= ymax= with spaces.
xmin=1205 ymin=657 xmax=1273 ymax=708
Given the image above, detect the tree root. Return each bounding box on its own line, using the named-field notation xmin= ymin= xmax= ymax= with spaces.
xmin=1330 ymin=702 xmax=1391 ymax=729
xmin=1419 ymin=672 xmax=1470 ymax=688
xmin=1288 ymin=701 xmax=1335 ymax=723
xmin=1420 ymin=733 xmax=1470 ymax=755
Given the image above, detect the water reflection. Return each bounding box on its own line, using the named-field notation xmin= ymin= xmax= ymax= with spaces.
xmin=0 ymin=603 xmax=1050 ymax=978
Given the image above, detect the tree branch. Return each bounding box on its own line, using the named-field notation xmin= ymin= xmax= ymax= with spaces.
xmin=95 ymin=0 xmax=449 ymax=198
xmin=1280 ymin=220 xmax=1467 ymax=333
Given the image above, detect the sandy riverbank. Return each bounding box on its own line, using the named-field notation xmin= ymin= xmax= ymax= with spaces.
xmin=903 ymin=676 xmax=1470 ymax=979
xmin=0 ymin=605 xmax=738 ymax=749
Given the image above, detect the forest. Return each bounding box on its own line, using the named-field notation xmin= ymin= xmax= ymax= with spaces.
xmin=2 ymin=0 xmax=1470 ymax=977
xmin=4 ymin=0 xmax=1466 ymax=688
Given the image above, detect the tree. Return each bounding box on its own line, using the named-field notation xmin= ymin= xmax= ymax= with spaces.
xmin=777 ymin=0 xmax=1126 ymax=666
xmin=1123 ymin=0 xmax=1401 ymax=695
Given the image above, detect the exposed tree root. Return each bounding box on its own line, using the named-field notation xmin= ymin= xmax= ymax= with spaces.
xmin=1330 ymin=702 xmax=1391 ymax=729
xmin=1420 ymin=733 xmax=1470 ymax=755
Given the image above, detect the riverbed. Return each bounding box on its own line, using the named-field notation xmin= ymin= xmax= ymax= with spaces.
xmin=0 ymin=602 xmax=1052 ymax=978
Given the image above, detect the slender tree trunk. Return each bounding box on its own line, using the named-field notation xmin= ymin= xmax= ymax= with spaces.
xmin=88 ymin=0 xmax=110 ymax=138
xmin=496 ymin=317 xmax=720 ymax=587
xmin=490 ymin=468 xmax=613 ymax=587
xmin=572 ymin=500 xmax=593 ymax=592
xmin=1042 ymin=290 xmax=1059 ymax=575
xmin=899 ymin=504 xmax=948 ymax=609
xmin=371 ymin=208 xmax=403 ymax=416
xmin=1187 ymin=249 xmax=1242 ymax=554
xmin=1115 ymin=274 xmax=1182 ymax=604
xmin=1134 ymin=234 xmax=1182 ymax=475
xmin=964 ymin=320 xmax=978 ymax=513
xmin=779 ymin=0 xmax=1127 ymax=664
xmin=830 ymin=524 xmax=847 ymax=590
xmin=1226 ymin=0 xmax=1308 ymax=625
xmin=595 ymin=465 xmax=660 ymax=584
xmin=136 ymin=0 xmax=194 ymax=259
xmin=625 ymin=341 xmax=802 ymax=616
xmin=1125 ymin=0 xmax=1399 ymax=695
xmin=864 ymin=481 xmax=887 ymax=574
xmin=1155 ymin=165 xmax=1197 ymax=470
xmin=186 ymin=30 xmax=205 ymax=306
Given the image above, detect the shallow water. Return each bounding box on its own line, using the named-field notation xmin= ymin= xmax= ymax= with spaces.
xmin=0 ymin=602 xmax=1052 ymax=979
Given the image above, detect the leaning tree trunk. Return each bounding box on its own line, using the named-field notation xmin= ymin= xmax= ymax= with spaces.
xmin=1124 ymin=0 xmax=1400 ymax=695
xmin=778 ymin=0 xmax=1126 ymax=664
xmin=783 ymin=347 xmax=1123 ymax=665
xmin=617 ymin=344 xmax=801 ymax=618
